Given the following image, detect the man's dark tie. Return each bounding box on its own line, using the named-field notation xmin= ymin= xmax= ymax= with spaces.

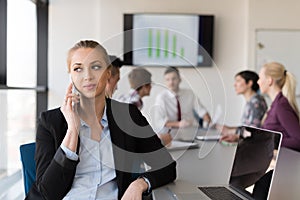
xmin=176 ymin=95 xmax=181 ymax=121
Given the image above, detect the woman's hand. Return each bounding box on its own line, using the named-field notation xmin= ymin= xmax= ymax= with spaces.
xmin=60 ymin=83 xmax=81 ymax=151
xmin=61 ymin=83 xmax=81 ymax=130
xmin=121 ymin=178 xmax=148 ymax=200
xmin=220 ymin=134 xmax=239 ymax=143
xmin=216 ymin=124 xmax=236 ymax=135
xmin=216 ymin=124 xmax=239 ymax=143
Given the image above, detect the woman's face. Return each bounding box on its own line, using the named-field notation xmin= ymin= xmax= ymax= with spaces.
xmin=234 ymin=75 xmax=251 ymax=95
xmin=69 ymin=48 xmax=110 ymax=99
xmin=257 ymin=67 xmax=269 ymax=94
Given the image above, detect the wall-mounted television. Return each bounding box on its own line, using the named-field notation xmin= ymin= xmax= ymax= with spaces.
xmin=123 ymin=13 xmax=214 ymax=67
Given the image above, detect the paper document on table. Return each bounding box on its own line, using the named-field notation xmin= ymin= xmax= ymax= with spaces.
xmin=166 ymin=141 xmax=199 ymax=151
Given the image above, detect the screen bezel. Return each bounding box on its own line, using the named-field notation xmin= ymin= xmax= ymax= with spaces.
xmin=123 ymin=13 xmax=214 ymax=67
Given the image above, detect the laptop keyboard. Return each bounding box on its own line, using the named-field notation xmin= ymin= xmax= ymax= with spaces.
xmin=198 ymin=186 xmax=244 ymax=200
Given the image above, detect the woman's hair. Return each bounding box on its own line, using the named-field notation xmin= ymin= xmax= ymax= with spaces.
xmin=263 ymin=62 xmax=299 ymax=118
xmin=67 ymin=40 xmax=110 ymax=72
xmin=235 ymin=70 xmax=260 ymax=92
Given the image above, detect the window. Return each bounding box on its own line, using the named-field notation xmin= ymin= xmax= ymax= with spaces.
xmin=0 ymin=0 xmax=48 ymax=173
xmin=7 ymin=0 xmax=37 ymax=88
xmin=0 ymin=90 xmax=36 ymax=170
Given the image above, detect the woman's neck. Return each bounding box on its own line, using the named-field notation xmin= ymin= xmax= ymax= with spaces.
xmin=268 ymin=86 xmax=281 ymax=102
xmin=243 ymin=90 xmax=256 ymax=101
xmin=78 ymin=95 xmax=106 ymax=124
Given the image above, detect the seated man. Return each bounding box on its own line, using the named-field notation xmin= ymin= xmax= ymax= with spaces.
xmin=154 ymin=67 xmax=211 ymax=136
xmin=105 ymin=55 xmax=123 ymax=98
xmin=118 ymin=68 xmax=173 ymax=146
xmin=118 ymin=67 xmax=152 ymax=110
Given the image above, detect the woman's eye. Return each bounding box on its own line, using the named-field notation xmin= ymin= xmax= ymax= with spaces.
xmin=74 ymin=67 xmax=82 ymax=72
xmin=92 ymin=65 xmax=102 ymax=70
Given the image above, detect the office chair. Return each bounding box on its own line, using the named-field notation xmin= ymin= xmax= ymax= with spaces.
xmin=20 ymin=142 xmax=36 ymax=195
xmin=193 ymin=109 xmax=203 ymax=128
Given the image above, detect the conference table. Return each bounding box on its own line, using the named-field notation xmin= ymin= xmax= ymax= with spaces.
xmin=154 ymin=128 xmax=300 ymax=200
xmin=167 ymin=127 xmax=236 ymax=185
xmin=169 ymin=139 xmax=236 ymax=185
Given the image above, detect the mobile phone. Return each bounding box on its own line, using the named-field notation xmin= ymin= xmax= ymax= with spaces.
xmin=72 ymin=83 xmax=79 ymax=95
xmin=69 ymin=75 xmax=79 ymax=94
xmin=70 ymin=76 xmax=80 ymax=108
xmin=71 ymin=84 xmax=80 ymax=109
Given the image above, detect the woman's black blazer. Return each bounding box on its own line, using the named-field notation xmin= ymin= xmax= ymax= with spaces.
xmin=26 ymin=98 xmax=176 ymax=200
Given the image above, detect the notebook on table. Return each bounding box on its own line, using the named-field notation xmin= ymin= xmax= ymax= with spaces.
xmin=153 ymin=126 xmax=282 ymax=200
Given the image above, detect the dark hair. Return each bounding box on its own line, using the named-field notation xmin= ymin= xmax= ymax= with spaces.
xmin=164 ymin=66 xmax=180 ymax=77
xmin=108 ymin=55 xmax=123 ymax=76
xmin=235 ymin=70 xmax=259 ymax=92
xmin=109 ymin=55 xmax=124 ymax=68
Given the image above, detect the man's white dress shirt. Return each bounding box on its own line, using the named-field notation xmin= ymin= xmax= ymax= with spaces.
xmin=153 ymin=88 xmax=207 ymax=133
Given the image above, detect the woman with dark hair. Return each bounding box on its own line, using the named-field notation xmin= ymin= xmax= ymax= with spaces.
xmin=218 ymin=70 xmax=268 ymax=142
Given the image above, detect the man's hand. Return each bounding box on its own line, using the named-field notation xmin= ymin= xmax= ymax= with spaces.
xmin=178 ymin=119 xmax=192 ymax=128
xmin=158 ymin=132 xmax=172 ymax=147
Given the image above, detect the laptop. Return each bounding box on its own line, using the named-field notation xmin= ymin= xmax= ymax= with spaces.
xmin=153 ymin=126 xmax=282 ymax=200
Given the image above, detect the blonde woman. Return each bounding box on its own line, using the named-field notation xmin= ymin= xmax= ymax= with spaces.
xmin=26 ymin=40 xmax=176 ymax=199
xmin=258 ymin=62 xmax=300 ymax=152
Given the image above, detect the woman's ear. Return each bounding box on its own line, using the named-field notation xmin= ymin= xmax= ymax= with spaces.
xmin=268 ymin=76 xmax=273 ymax=87
xmin=247 ymin=80 xmax=253 ymax=88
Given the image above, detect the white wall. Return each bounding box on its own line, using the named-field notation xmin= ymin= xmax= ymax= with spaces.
xmin=48 ymin=0 xmax=101 ymax=109
xmin=248 ymin=0 xmax=300 ymax=67
xmin=248 ymin=0 xmax=300 ymax=107
xmin=48 ymin=0 xmax=249 ymax=125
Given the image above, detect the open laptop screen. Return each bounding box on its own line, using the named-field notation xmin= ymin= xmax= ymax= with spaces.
xmin=229 ymin=126 xmax=282 ymax=198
